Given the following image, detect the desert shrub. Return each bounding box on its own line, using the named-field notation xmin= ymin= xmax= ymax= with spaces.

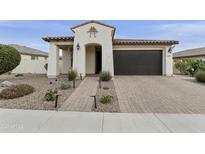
xmin=0 ymin=44 xmax=21 ymax=75
xmin=0 ymin=84 xmax=34 ymax=99
xmin=44 ymin=89 xmax=58 ymax=101
xmin=100 ymin=71 xmax=112 ymax=81
xmin=186 ymin=60 xmax=199 ymax=76
xmin=175 ymin=59 xmax=205 ymax=76
xmin=68 ymin=70 xmax=77 ymax=81
xmin=197 ymin=60 xmax=205 ymax=71
xmin=195 ymin=71 xmax=205 ymax=83
xmin=60 ymin=80 xmax=71 ymax=90
xmin=100 ymin=95 xmax=113 ymax=104
xmin=174 ymin=59 xmax=190 ymax=75
xmin=186 ymin=60 xmax=205 ymax=76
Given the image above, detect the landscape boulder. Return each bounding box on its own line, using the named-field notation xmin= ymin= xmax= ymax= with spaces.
xmin=0 ymin=81 xmax=14 ymax=87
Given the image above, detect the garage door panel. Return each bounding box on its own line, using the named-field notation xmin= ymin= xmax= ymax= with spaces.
xmin=113 ymin=50 xmax=162 ymax=75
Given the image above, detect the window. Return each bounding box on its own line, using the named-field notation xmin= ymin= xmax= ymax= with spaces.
xmin=31 ymin=55 xmax=38 ymax=60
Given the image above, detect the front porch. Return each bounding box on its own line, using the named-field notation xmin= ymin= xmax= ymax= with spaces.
xmin=47 ymin=43 xmax=104 ymax=78
xmin=47 ymin=42 xmax=73 ymax=78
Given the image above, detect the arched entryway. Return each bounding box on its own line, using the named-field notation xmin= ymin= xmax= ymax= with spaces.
xmin=85 ymin=43 xmax=102 ymax=75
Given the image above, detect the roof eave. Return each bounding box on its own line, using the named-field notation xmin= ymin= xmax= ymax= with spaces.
xmin=42 ymin=36 xmax=74 ymax=42
xmin=113 ymin=41 xmax=179 ymax=46
xmin=70 ymin=20 xmax=115 ymax=32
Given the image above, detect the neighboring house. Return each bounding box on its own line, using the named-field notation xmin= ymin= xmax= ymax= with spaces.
xmin=8 ymin=44 xmax=48 ymax=60
xmin=173 ymin=47 xmax=205 ymax=60
xmin=9 ymin=44 xmax=49 ymax=74
xmin=43 ymin=20 xmax=179 ymax=78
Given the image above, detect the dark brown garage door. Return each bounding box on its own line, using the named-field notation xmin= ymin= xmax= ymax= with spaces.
xmin=113 ymin=50 xmax=162 ymax=75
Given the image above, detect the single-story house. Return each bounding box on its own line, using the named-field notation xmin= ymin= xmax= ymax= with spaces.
xmin=43 ymin=20 xmax=179 ymax=78
xmin=173 ymin=47 xmax=205 ymax=60
xmin=8 ymin=44 xmax=49 ymax=74
xmin=8 ymin=44 xmax=48 ymax=60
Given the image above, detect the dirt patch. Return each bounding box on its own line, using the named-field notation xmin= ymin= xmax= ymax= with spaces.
xmin=92 ymin=80 xmax=120 ymax=112
xmin=0 ymin=74 xmax=81 ymax=110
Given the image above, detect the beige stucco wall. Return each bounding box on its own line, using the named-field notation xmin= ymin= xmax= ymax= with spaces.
xmin=86 ymin=46 xmax=96 ymax=74
xmin=47 ymin=43 xmax=60 ymax=78
xmin=12 ymin=59 xmax=47 ymax=74
xmin=72 ymin=22 xmax=114 ymax=77
xmin=12 ymin=54 xmax=49 ymax=74
xmin=12 ymin=59 xmax=62 ymax=74
xmin=21 ymin=54 xmax=31 ymax=60
xmin=21 ymin=54 xmax=47 ymax=60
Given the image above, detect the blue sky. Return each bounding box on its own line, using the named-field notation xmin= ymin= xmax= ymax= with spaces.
xmin=0 ymin=20 xmax=205 ymax=52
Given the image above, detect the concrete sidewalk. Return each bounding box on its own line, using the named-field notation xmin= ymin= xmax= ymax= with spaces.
xmin=1 ymin=109 xmax=205 ymax=133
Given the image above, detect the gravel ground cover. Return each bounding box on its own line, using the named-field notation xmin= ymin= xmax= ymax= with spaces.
xmin=0 ymin=74 xmax=81 ymax=110
xmin=92 ymin=80 xmax=120 ymax=112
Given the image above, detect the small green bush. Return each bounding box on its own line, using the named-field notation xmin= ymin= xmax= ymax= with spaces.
xmin=0 ymin=84 xmax=34 ymax=99
xmin=0 ymin=44 xmax=21 ymax=75
xmin=174 ymin=59 xmax=205 ymax=76
xmin=174 ymin=59 xmax=190 ymax=75
xmin=198 ymin=60 xmax=205 ymax=71
xmin=60 ymin=80 xmax=71 ymax=90
xmin=195 ymin=71 xmax=205 ymax=83
xmin=68 ymin=70 xmax=77 ymax=81
xmin=44 ymin=89 xmax=58 ymax=101
xmin=100 ymin=71 xmax=112 ymax=81
xmin=186 ymin=60 xmax=198 ymax=76
xmin=100 ymin=95 xmax=113 ymax=104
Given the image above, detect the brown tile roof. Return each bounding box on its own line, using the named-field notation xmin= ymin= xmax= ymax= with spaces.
xmin=113 ymin=39 xmax=179 ymax=45
xmin=42 ymin=36 xmax=178 ymax=45
xmin=42 ymin=36 xmax=74 ymax=42
xmin=70 ymin=20 xmax=115 ymax=31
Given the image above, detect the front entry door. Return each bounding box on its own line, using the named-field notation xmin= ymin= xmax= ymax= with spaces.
xmin=95 ymin=47 xmax=102 ymax=74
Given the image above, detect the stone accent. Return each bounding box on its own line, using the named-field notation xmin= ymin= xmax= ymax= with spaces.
xmin=0 ymin=81 xmax=14 ymax=87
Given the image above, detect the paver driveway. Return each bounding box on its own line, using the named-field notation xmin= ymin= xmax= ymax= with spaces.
xmin=114 ymin=75 xmax=205 ymax=114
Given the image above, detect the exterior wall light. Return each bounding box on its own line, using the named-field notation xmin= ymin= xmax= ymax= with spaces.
xmin=76 ymin=43 xmax=80 ymax=50
xmin=168 ymin=45 xmax=175 ymax=53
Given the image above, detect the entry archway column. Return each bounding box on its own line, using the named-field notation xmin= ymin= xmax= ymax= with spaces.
xmin=72 ymin=42 xmax=86 ymax=77
xmin=47 ymin=43 xmax=60 ymax=78
xmin=101 ymin=42 xmax=114 ymax=76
